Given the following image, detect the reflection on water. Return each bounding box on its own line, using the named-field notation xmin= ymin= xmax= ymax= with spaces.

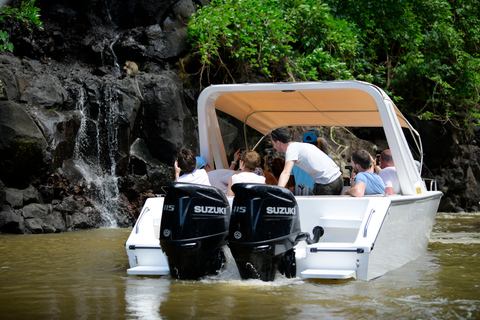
xmin=0 ymin=212 xmax=479 ymax=319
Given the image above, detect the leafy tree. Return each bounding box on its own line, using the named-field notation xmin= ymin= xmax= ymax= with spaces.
xmin=326 ymin=0 xmax=480 ymax=132
xmin=187 ymin=0 xmax=362 ymax=84
xmin=0 ymin=0 xmax=43 ymax=52
xmin=188 ymin=0 xmax=480 ymax=134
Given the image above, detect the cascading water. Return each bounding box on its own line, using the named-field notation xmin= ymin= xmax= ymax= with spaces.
xmin=73 ymin=85 xmax=121 ymax=228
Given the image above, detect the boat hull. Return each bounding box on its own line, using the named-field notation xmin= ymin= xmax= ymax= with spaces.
xmin=125 ymin=197 xmax=169 ymax=276
xmin=366 ymin=194 xmax=441 ymax=279
xmin=294 ymin=192 xmax=442 ymax=280
xmin=125 ymin=191 xmax=441 ymax=280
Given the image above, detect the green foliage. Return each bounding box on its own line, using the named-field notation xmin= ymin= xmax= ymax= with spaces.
xmin=188 ymin=0 xmax=480 ymax=133
xmin=188 ymin=0 xmax=361 ymax=82
xmin=0 ymin=30 xmax=14 ymax=52
xmin=0 ymin=0 xmax=43 ymax=52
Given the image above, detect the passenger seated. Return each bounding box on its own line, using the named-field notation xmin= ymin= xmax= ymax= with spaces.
xmin=345 ymin=150 xmax=385 ymax=197
xmin=374 ymin=149 xmax=402 ymax=195
xmin=266 ymin=157 xmax=293 ymax=189
xmin=195 ymin=156 xmax=237 ymax=195
xmin=227 ymin=150 xmax=266 ymax=196
xmin=174 ymin=149 xmax=211 ymax=186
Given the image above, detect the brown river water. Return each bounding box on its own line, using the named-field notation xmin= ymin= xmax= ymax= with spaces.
xmin=0 ymin=212 xmax=479 ymax=320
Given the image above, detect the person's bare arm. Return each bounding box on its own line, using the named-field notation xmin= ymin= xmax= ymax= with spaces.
xmin=345 ymin=181 xmax=366 ymax=197
xmin=174 ymin=160 xmax=181 ymax=182
xmin=227 ymin=176 xmax=234 ymax=196
xmin=385 ymin=186 xmax=394 ymax=195
xmin=277 ymin=160 xmax=295 ymax=188
xmin=229 ymin=149 xmax=241 ymax=170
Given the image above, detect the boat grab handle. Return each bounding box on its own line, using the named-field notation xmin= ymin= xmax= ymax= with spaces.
xmin=135 ymin=207 xmax=150 ymax=234
xmin=363 ymin=209 xmax=375 ymax=237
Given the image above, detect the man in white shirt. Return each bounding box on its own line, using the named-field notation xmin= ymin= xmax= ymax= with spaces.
xmin=270 ymin=127 xmax=343 ymax=195
xmin=375 ymin=149 xmax=402 ymax=195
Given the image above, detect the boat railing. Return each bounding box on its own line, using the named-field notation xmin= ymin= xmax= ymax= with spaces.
xmin=422 ymin=178 xmax=438 ymax=191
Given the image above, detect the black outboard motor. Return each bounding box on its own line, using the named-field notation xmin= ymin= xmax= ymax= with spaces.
xmin=228 ymin=184 xmax=302 ymax=281
xmin=160 ymin=182 xmax=231 ymax=280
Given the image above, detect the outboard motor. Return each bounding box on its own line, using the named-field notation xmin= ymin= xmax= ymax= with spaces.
xmin=160 ymin=182 xmax=231 ymax=280
xmin=228 ymin=184 xmax=302 ymax=281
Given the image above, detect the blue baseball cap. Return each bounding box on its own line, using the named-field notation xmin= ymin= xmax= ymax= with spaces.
xmin=196 ymin=156 xmax=207 ymax=169
xmin=303 ymin=130 xmax=318 ymax=143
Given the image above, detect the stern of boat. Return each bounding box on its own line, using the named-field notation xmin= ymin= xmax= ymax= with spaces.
xmin=125 ymin=197 xmax=170 ymax=276
xmin=293 ymin=193 xmax=441 ymax=280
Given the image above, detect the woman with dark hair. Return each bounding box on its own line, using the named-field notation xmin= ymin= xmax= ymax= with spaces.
xmin=270 ymin=157 xmax=285 ymax=181
xmin=174 ymin=148 xmax=211 ymax=186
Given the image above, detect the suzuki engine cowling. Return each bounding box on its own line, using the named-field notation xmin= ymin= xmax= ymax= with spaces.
xmin=228 ymin=183 xmax=301 ymax=281
xmin=160 ymin=182 xmax=231 ymax=280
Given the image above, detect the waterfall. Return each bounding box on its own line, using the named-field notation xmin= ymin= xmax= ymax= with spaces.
xmin=100 ymin=35 xmax=122 ymax=77
xmin=73 ymin=85 xmax=121 ymax=228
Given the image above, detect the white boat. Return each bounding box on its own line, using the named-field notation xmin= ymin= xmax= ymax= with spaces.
xmin=125 ymin=81 xmax=442 ymax=280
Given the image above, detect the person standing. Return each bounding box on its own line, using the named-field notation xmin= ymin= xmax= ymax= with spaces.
xmin=270 ymin=127 xmax=343 ymax=195
xmin=345 ymin=150 xmax=385 ymax=197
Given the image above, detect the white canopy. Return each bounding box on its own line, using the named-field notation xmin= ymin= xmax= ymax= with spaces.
xmin=212 ymin=84 xmax=408 ymax=135
xmin=197 ymin=81 xmax=423 ymax=195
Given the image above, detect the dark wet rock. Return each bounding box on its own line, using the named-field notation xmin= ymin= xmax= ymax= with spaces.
xmin=0 ymin=206 xmax=25 ymax=234
xmin=0 ymin=180 xmax=5 ymax=204
xmin=4 ymin=188 xmax=23 ymax=209
xmin=440 ymin=197 xmax=456 ymax=212
xmin=0 ymin=65 xmax=19 ymax=100
xmin=24 ymin=217 xmax=44 ymax=234
xmin=51 ymin=195 xmax=100 ymax=230
xmin=21 ymin=203 xmax=62 ymax=233
xmin=0 ymin=100 xmax=48 ymax=188
xmin=44 ymin=209 xmax=67 ymax=233
xmin=20 ymin=73 xmax=68 ymax=108
xmin=23 ymin=185 xmax=43 ymax=205
xmin=65 ymin=206 xmax=100 ymax=230
xmin=0 ymin=0 xmax=204 ymax=233
xmin=22 ymin=203 xmax=48 ymax=219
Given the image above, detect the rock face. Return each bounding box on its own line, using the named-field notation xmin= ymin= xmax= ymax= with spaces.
xmin=0 ymin=0 xmax=199 ymax=233
xmin=0 ymin=0 xmax=478 ymax=234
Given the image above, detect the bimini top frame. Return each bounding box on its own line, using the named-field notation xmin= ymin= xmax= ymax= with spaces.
xmin=197 ymin=81 xmax=424 ymax=196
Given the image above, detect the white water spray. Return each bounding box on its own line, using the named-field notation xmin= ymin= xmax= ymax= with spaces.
xmin=73 ymin=85 xmax=121 ymax=228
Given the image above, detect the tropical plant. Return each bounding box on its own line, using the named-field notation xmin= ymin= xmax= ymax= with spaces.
xmin=187 ymin=0 xmax=480 ymax=134
xmin=0 ymin=0 xmax=43 ymax=52
xmin=188 ymin=0 xmax=362 ymax=83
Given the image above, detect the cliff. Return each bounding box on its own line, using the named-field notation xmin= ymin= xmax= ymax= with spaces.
xmin=0 ymin=0 xmax=478 ymax=234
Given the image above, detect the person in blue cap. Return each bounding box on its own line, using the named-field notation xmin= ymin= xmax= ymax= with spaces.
xmin=290 ymin=129 xmax=323 ymax=193
xmin=174 ymin=148 xmax=211 ymax=186
xmin=290 ymin=130 xmax=320 ymax=190
xmin=303 ymin=130 xmax=318 ymax=144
